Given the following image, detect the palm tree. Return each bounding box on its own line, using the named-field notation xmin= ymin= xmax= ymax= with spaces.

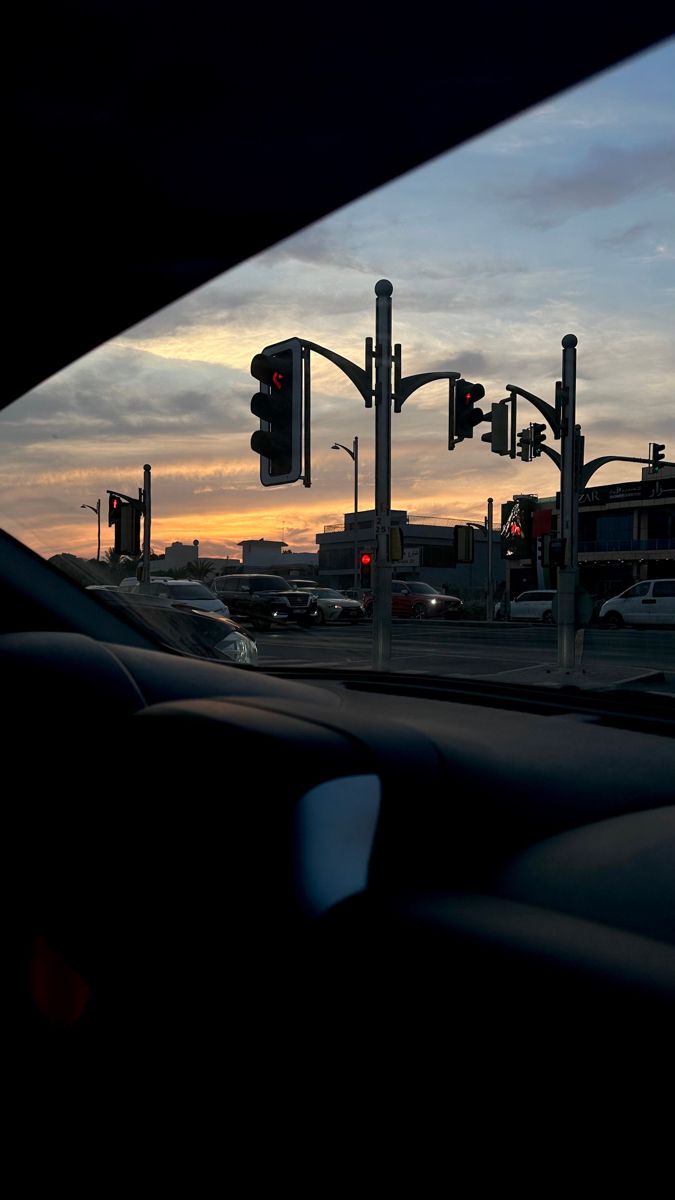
xmin=170 ymin=559 xmax=216 ymax=582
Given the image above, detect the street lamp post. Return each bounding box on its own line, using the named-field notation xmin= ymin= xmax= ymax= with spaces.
xmin=81 ymin=499 xmax=101 ymax=561
xmin=331 ymin=438 xmax=359 ymax=593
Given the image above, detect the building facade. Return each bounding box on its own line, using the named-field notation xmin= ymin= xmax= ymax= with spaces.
xmin=501 ymin=465 xmax=675 ymax=602
xmin=316 ymin=509 xmax=505 ymax=599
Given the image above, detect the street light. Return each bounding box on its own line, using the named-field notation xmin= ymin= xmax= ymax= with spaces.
xmin=80 ymin=498 xmax=101 ymax=561
xmin=331 ymin=438 xmax=359 ymax=594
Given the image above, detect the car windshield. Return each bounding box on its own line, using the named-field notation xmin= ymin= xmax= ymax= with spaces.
xmin=1 ymin=37 xmax=674 ymax=698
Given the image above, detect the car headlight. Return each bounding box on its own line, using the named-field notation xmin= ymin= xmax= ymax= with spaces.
xmin=214 ymin=632 xmax=258 ymax=665
xmin=430 ymin=598 xmax=437 ymax=605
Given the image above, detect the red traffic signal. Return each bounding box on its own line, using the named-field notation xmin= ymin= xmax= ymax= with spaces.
xmin=360 ymin=552 xmax=372 ymax=588
xmin=108 ymin=494 xmax=122 ymax=526
xmin=454 ymin=379 xmax=485 ymax=440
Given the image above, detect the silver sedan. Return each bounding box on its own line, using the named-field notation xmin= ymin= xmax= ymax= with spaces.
xmin=295 ymin=586 xmax=365 ymax=625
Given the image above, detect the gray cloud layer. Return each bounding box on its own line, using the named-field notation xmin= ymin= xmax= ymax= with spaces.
xmin=507 ymin=140 xmax=675 ymax=227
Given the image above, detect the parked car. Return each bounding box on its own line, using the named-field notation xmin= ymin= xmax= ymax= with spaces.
xmin=125 ymin=579 xmax=230 ymax=615
xmin=212 ymin=574 xmax=319 ymax=630
xmin=119 ymin=574 xmax=172 ymax=592
xmin=498 ymin=589 xmax=557 ymax=623
xmin=599 ymin=579 xmax=675 ymax=628
xmin=363 ymin=580 xmax=463 ymax=620
xmin=87 ymin=590 xmax=258 ymax=664
xmin=294 ymin=585 xmax=365 ymax=624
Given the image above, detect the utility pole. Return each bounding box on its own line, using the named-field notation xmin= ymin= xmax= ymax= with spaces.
xmin=80 ymin=499 xmax=101 ymax=561
xmin=332 ymin=437 xmax=359 ymax=594
xmin=373 ymin=281 xmax=393 ymax=671
xmin=486 ymin=497 xmax=493 ymax=622
xmin=141 ymin=464 xmax=151 ymax=583
xmin=557 ymin=335 xmax=578 ymax=669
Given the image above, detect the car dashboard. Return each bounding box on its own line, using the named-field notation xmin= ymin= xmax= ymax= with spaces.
xmin=8 ymin=580 xmax=674 ymax=1110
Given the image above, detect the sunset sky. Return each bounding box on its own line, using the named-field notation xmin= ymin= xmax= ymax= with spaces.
xmin=2 ymin=35 xmax=673 ymax=563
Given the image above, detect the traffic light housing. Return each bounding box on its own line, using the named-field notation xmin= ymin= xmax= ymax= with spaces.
xmin=455 ymin=525 xmax=475 ymax=563
xmin=360 ymin=552 xmax=372 ymax=588
xmin=454 ymin=379 xmax=485 ymax=440
xmin=108 ymin=493 xmax=142 ymax=556
xmin=119 ymin=503 xmax=141 ymax=557
xmin=108 ymin=494 xmax=122 ymax=526
xmin=390 ymin=527 xmax=405 ymax=562
xmin=481 ymin=402 xmax=510 ymax=455
xmin=649 ymin=442 xmax=665 ymax=472
xmin=530 ymin=423 xmax=547 ymax=457
xmin=250 ymin=338 xmax=303 ymax=486
xmin=517 ymin=428 xmax=532 ymax=462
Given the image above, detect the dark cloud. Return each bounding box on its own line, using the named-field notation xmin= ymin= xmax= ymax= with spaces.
xmin=507 ymin=141 xmax=675 ymax=227
xmin=4 ymin=346 xmax=254 ymax=444
xmin=582 ymin=410 xmax=675 ymax=441
xmin=594 ymin=221 xmax=654 ymax=249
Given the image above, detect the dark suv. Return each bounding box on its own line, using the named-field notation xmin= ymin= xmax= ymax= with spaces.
xmin=212 ymin=574 xmax=319 ymax=631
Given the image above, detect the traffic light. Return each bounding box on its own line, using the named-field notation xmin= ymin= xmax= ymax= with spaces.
xmin=649 ymin=442 xmax=665 ymax=472
xmin=530 ymin=423 xmax=547 ymax=457
xmin=360 ymin=552 xmax=372 ymax=588
xmin=454 ymin=379 xmax=485 ymax=440
xmin=390 ymin=527 xmax=405 ymax=562
xmin=119 ymin=503 xmax=141 ymax=557
xmin=517 ymin=428 xmax=532 ymax=462
xmin=108 ymin=494 xmax=122 ymax=526
xmin=481 ymin=402 xmax=510 ymax=455
xmin=500 ymin=498 xmax=533 ymax=559
xmin=250 ymin=338 xmax=303 ymax=486
xmin=455 ymin=526 xmax=474 ymax=564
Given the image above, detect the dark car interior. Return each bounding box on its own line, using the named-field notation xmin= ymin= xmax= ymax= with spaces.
xmin=7 ymin=2 xmax=675 ymax=1126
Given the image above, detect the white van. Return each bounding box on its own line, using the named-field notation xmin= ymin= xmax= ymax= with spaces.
xmin=599 ymin=579 xmax=675 ymax=628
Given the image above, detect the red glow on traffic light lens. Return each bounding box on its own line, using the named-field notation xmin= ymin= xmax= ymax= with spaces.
xmin=361 ymin=554 xmax=371 ymax=564
xmin=272 ymin=371 xmax=284 ymax=390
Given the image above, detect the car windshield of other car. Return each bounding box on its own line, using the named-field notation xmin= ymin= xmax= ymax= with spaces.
xmin=1 ymin=37 xmax=674 ymax=697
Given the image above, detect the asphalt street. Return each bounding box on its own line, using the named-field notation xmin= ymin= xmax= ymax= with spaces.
xmin=251 ymin=620 xmax=675 ymax=691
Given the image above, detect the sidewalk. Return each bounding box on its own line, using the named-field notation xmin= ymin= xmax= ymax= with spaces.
xmin=471 ymin=662 xmax=668 ymax=691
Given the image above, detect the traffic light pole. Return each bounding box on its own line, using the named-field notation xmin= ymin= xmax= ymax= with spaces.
xmin=557 ymin=335 xmax=578 ymax=669
xmin=373 ymin=281 xmax=393 ymax=671
xmin=254 ymin=282 xmax=472 ymax=671
xmin=141 ymin=464 xmax=151 ymax=583
xmin=511 ymin=349 xmax=666 ymax=668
